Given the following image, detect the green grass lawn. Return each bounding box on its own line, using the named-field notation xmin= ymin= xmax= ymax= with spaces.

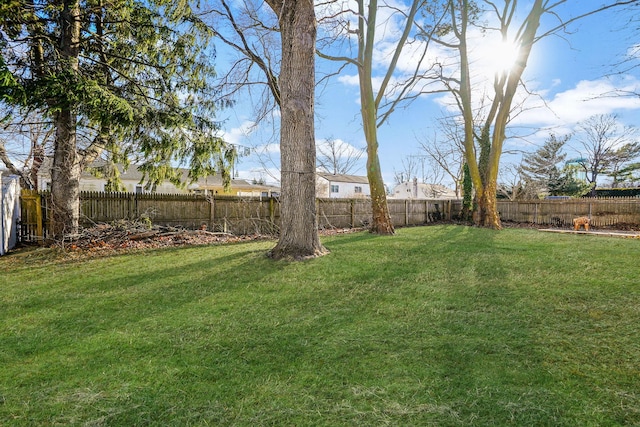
xmin=1 ymin=225 xmax=639 ymax=426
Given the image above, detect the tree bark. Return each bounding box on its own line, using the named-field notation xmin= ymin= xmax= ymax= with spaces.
xmin=265 ymin=0 xmax=327 ymax=259
xmin=359 ymin=0 xmax=394 ymax=235
xmin=50 ymin=0 xmax=82 ymax=239
xmin=363 ymin=105 xmax=394 ymax=234
xmin=51 ymin=109 xmax=81 ymax=238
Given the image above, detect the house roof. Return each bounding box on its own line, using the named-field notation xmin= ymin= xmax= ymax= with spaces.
xmin=38 ymin=158 xmax=189 ymax=182
xmin=37 ymin=158 xmax=280 ymax=191
xmin=317 ymin=172 xmax=369 ymax=184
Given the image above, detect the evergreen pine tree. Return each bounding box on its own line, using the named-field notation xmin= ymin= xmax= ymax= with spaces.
xmin=519 ymin=134 xmax=569 ymax=196
xmin=1 ymin=0 xmax=231 ymax=237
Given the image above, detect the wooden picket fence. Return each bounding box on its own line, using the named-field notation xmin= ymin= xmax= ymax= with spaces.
xmin=18 ymin=191 xmax=640 ymax=242
xmin=496 ymin=198 xmax=640 ymax=228
xmin=19 ymin=191 xmax=456 ymax=241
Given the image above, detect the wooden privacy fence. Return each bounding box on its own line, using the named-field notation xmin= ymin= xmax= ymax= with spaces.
xmin=19 ymin=191 xmax=456 ymax=240
xmin=18 ymin=192 xmax=640 ymax=242
xmin=497 ymin=198 xmax=640 ymax=228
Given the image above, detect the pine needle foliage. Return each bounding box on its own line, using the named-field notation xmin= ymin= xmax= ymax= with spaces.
xmin=0 ymin=0 xmax=233 ymax=188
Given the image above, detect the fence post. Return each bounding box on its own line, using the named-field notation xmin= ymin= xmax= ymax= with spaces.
xmin=269 ymin=197 xmax=275 ymax=227
xmin=1 ymin=172 xmax=4 ymax=254
xmin=128 ymin=193 xmax=135 ymax=219
xmin=350 ymin=199 xmax=355 ymax=228
xmin=404 ymin=200 xmax=409 ymax=226
xmin=209 ymin=195 xmax=215 ymax=230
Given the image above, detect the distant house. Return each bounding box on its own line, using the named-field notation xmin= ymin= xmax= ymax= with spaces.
xmin=191 ymin=176 xmax=280 ymax=198
xmin=36 ymin=159 xmax=280 ymax=197
xmin=316 ymin=172 xmax=370 ymax=198
xmin=390 ymin=178 xmax=457 ymax=200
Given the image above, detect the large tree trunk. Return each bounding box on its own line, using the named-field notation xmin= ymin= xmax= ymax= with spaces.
xmin=51 ymin=0 xmax=80 ymax=240
xmin=50 ymin=0 xmax=82 ymax=239
xmin=476 ymin=182 xmax=501 ymax=229
xmin=365 ymin=127 xmax=394 ymax=235
xmin=50 ymin=110 xmax=81 ymax=238
xmin=266 ymin=0 xmax=327 ymax=260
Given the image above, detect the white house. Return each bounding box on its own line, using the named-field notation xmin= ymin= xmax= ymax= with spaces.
xmin=316 ymin=172 xmax=370 ymax=198
xmin=390 ymin=178 xmax=457 ymax=200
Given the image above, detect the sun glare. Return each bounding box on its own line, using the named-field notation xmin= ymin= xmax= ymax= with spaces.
xmin=485 ymin=40 xmax=521 ymax=76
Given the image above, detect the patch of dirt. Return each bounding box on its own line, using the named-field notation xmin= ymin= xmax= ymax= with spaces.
xmin=28 ymin=222 xmax=369 ymax=257
xmin=48 ymin=221 xmax=273 ymax=256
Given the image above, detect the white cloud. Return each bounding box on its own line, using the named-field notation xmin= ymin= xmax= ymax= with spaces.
xmin=316 ymin=137 xmax=364 ymax=157
xmin=337 ymin=74 xmax=360 ymax=87
xmin=221 ymin=120 xmax=257 ymax=145
xmin=515 ymin=77 xmax=640 ymax=127
xmin=254 ymin=142 xmax=280 ymax=155
xmin=236 ymin=167 xmax=281 ymax=185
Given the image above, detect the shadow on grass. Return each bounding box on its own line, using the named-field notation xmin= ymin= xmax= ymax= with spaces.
xmin=1 ymin=246 xmax=268 ymax=362
xmin=3 ymin=225 xmax=636 ymax=425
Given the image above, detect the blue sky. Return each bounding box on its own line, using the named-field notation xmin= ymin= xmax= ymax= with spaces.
xmin=216 ymin=2 xmax=640 ymax=190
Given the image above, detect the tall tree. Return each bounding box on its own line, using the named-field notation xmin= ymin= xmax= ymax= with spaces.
xmin=438 ymin=0 xmax=544 ymax=227
xmin=575 ymin=114 xmax=640 ymax=195
xmin=429 ymin=0 xmax=637 ymax=228
xmin=317 ymin=0 xmax=445 ymax=235
xmin=200 ymin=0 xmax=326 ymax=259
xmin=263 ymin=0 xmax=327 ymax=259
xmin=1 ymin=0 xmax=230 ymax=239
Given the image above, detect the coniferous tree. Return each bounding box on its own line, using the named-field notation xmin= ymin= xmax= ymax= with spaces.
xmin=519 ymin=134 xmax=591 ymax=197
xmin=1 ymin=0 xmax=231 ymax=238
xmin=519 ymin=134 xmax=569 ymax=195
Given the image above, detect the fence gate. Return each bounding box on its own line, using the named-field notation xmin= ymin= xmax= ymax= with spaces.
xmin=20 ymin=189 xmax=44 ymax=243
